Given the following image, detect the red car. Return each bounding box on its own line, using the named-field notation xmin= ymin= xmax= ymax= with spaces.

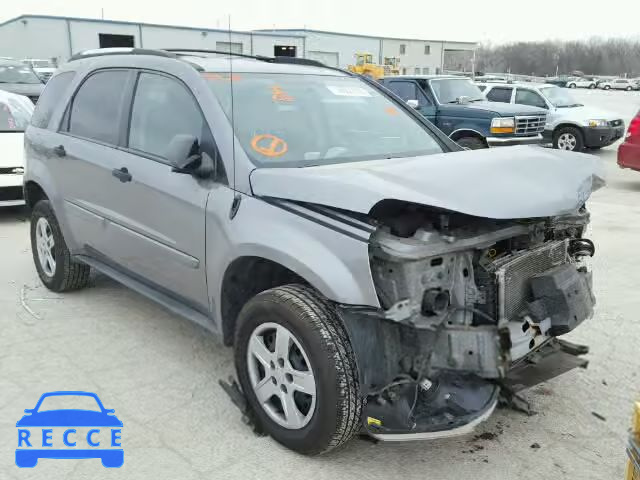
xmin=618 ymin=111 xmax=640 ymax=171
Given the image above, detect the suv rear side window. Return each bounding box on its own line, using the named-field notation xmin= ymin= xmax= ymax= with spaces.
xmin=128 ymin=73 xmax=204 ymax=159
xmin=30 ymin=72 xmax=75 ymax=128
xmin=66 ymin=70 xmax=129 ymax=145
xmin=486 ymin=87 xmax=513 ymax=103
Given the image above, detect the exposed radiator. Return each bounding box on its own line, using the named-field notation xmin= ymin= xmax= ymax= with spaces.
xmin=489 ymin=240 xmax=569 ymax=322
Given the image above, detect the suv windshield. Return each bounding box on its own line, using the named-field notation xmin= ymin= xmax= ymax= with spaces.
xmin=0 ymin=62 xmax=42 ymax=84
xmin=539 ymin=86 xmax=582 ymax=107
xmin=429 ymin=78 xmax=485 ymax=104
xmin=0 ymin=95 xmax=33 ymax=132
xmin=206 ymin=73 xmax=444 ymax=167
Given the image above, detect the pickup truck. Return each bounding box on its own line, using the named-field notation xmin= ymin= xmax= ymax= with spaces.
xmin=380 ymin=76 xmax=547 ymax=149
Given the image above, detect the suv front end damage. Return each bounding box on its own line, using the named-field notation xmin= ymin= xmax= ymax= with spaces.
xmin=339 ymin=202 xmax=595 ymax=439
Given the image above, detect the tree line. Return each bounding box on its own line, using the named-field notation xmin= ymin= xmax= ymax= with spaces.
xmin=475 ymin=38 xmax=640 ymax=78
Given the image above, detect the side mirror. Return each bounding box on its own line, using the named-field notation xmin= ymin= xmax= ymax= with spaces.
xmin=406 ymin=99 xmax=419 ymax=109
xmin=167 ymin=134 xmax=199 ymax=170
xmin=167 ymin=134 xmax=216 ymax=180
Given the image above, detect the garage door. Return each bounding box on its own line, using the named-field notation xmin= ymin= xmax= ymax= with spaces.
xmin=307 ymin=51 xmax=339 ymax=67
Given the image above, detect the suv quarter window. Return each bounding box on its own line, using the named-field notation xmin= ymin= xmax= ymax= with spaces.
xmin=128 ymin=72 xmax=207 ymax=161
xmin=515 ymin=89 xmax=547 ymax=109
xmin=63 ymin=69 xmax=131 ymax=145
xmin=486 ymin=87 xmax=513 ymax=103
xmin=30 ymin=71 xmax=75 ymax=129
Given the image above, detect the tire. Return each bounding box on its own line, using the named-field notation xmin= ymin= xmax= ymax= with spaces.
xmin=235 ymin=284 xmax=362 ymax=455
xmin=626 ymin=86 xmax=632 ymax=91
xmin=553 ymin=126 xmax=584 ymax=152
xmin=30 ymin=200 xmax=90 ymax=292
xmin=456 ymin=136 xmax=487 ymax=150
xmin=604 ymin=85 xmax=611 ymax=90
xmin=589 ymin=84 xmax=595 ymax=89
xmin=569 ymin=83 xmax=576 ymax=88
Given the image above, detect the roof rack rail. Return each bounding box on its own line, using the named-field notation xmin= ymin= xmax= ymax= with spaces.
xmin=163 ymin=49 xmax=327 ymax=68
xmin=68 ymin=47 xmax=178 ymax=62
xmin=68 ymin=47 xmax=332 ymax=72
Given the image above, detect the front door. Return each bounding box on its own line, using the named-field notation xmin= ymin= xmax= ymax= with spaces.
xmin=103 ymin=71 xmax=216 ymax=312
xmin=386 ymin=80 xmax=437 ymax=124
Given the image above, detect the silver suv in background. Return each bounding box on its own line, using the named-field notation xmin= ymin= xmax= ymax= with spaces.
xmin=24 ymin=48 xmax=604 ymax=454
xmin=480 ymin=82 xmax=625 ymax=151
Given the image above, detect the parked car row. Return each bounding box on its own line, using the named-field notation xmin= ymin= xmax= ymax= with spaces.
xmin=597 ymin=78 xmax=640 ymax=91
xmin=477 ymin=82 xmax=624 ymax=151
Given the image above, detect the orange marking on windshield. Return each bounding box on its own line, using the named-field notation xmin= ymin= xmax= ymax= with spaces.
xmin=271 ymin=85 xmax=294 ymax=102
xmin=201 ymin=73 xmax=243 ymax=81
xmin=384 ymin=106 xmax=399 ymax=116
xmin=251 ymin=134 xmax=288 ymax=158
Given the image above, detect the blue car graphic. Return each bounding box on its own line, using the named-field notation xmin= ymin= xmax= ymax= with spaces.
xmin=16 ymin=391 xmax=123 ymax=468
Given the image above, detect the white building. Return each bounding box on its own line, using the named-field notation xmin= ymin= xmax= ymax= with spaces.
xmin=0 ymin=15 xmax=476 ymax=73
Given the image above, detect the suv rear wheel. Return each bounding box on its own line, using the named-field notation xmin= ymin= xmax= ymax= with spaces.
xmin=30 ymin=200 xmax=90 ymax=292
xmin=234 ymin=284 xmax=362 ymax=455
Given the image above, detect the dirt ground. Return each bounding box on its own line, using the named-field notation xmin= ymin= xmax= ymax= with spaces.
xmin=1 ymin=88 xmax=639 ymax=479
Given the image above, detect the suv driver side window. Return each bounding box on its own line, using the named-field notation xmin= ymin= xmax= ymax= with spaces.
xmin=515 ymin=89 xmax=547 ymax=109
xmin=128 ymin=73 xmax=206 ymax=160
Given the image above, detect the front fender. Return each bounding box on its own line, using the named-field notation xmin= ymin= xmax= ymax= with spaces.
xmin=206 ymin=190 xmax=380 ymax=330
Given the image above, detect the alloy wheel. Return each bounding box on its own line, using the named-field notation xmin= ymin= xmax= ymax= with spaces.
xmin=557 ymin=133 xmax=577 ymax=151
xmin=35 ymin=217 xmax=56 ymax=277
xmin=246 ymin=322 xmax=316 ymax=429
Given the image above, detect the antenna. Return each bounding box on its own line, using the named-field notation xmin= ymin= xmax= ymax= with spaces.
xmin=228 ymin=15 xmax=237 ymax=192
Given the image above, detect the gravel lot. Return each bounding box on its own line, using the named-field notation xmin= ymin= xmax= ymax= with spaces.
xmin=1 ymin=88 xmax=639 ymax=480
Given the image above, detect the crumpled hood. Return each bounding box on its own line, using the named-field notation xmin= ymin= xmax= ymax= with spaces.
xmin=250 ymin=146 xmax=605 ymax=219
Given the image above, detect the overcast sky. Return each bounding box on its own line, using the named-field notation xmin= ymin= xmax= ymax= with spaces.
xmin=3 ymin=0 xmax=639 ymax=44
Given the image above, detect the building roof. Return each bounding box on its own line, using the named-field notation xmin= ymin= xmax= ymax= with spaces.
xmin=0 ymin=15 xmax=476 ymax=47
xmin=254 ymin=28 xmax=477 ymax=46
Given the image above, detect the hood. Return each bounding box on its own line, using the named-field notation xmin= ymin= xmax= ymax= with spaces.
xmin=0 ymin=132 xmax=24 ymax=168
xmin=16 ymin=410 xmax=123 ymax=427
xmin=0 ymin=83 xmax=45 ymax=97
xmin=462 ymin=101 xmax=546 ymax=117
xmin=554 ymin=105 xmax=622 ymax=123
xmin=250 ymin=146 xmax=605 ymax=220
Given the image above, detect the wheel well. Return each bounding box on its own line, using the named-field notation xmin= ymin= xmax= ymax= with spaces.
xmin=450 ymin=130 xmax=486 ymax=143
xmin=553 ymin=123 xmax=584 ymax=139
xmin=24 ymin=181 xmax=48 ymax=209
xmin=220 ymin=256 xmax=307 ymax=346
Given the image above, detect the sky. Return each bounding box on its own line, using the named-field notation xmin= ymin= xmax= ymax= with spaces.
xmin=2 ymin=0 xmax=640 ymax=44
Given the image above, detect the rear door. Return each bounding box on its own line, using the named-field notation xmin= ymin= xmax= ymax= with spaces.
xmin=101 ymin=71 xmax=218 ymax=311
xmin=55 ymin=69 xmax=135 ymax=253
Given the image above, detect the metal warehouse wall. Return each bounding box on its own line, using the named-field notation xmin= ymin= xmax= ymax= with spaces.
xmin=301 ymin=31 xmax=381 ymax=68
xmin=382 ymin=39 xmax=444 ymax=75
xmin=140 ymin=26 xmax=252 ymax=53
xmin=0 ymin=17 xmax=71 ymax=63
xmin=251 ymin=34 xmax=304 ymax=58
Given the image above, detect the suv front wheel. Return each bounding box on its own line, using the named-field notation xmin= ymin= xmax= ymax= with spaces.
xmin=30 ymin=200 xmax=91 ymax=292
xmin=234 ymin=284 xmax=363 ymax=455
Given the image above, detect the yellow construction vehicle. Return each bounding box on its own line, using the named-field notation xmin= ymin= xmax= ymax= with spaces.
xmin=347 ymin=53 xmax=385 ymax=79
xmin=383 ymin=57 xmax=401 ymax=76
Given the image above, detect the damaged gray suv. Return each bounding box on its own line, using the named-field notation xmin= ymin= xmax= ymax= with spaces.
xmin=24 ymin=48 xmax=605 ymax=455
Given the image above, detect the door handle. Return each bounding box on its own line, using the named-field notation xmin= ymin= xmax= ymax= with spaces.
xmin=53 ymin=145 xmax=66 ymax=157
xmin=111 ymin=167 xmax=132 ymax=183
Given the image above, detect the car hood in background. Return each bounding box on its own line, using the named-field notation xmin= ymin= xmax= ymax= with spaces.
xmin=553 ymin=105 xmax=623 ymax=123
xmin=0 ymin=83 xmax=44 ymax=97
xmin=461 ymin=101 xmax=546 ymax=117
xmin=0 ymin=132 xmax=24 ymax=168
xmin=250 ymin=146 xmax=605 ymax=220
